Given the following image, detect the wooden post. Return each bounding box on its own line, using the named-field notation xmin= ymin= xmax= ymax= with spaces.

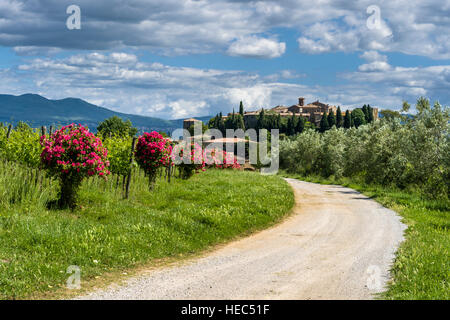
xmin=167 ymin=166 xmax=171 ymax=183
xmin=125 ymin=137 xmax=136 ymax=199
xmin=49 ymin=125 xmax=53 ymax=135
xmin=41 ymin=126 xmax=46 ymax=136
xmin=6 ymin=124 xmax=12 ymax=139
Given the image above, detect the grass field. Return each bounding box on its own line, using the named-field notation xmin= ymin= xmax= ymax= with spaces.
xmin=0 ymin=166 xmax=294 ymax=300
xmin=280 ymin=172 xmax=449 ymax=300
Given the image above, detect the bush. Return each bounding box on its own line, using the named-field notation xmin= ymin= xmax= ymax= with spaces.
xmin=171 ymin=142 xmax=205 ymax=179
xmin=40 ymin=124 xmax=110 ymax=208
xmin=203 ymin=147 xmax=241 ymax=169
xmin=134 ymin=131 xmax=172 ymax=188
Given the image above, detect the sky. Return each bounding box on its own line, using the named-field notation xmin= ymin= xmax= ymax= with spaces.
xmin=0 ymin=0 xmax=449 ymax=119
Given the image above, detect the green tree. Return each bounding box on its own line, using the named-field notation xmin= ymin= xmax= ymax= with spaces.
xmin=344 ymin=109 xmax=351 ymax=129
xmin=327 ymin=110 xmax=336 ymax=128
xmin=256 ymin=109 xmax=266 ymax=130
xmin=286 ymin=114 xmax=297 ymax=135
xmin=362 ymin=104 xmax=370 ymax=123
xmin=295 ymin=116 xmax=305 ymax=134
xmin=416 ymin=97 xmax=430 ymax=114
xmin=97 ymin=116 xmax=138 ymax=138
xmin=351 ymin=109 xmax=366 ymax=128
xmin=336 ymin=106 xmax=343 ymax=128
xmin=319 ymin=111 xmax=330 ymax=132
xmin=276 ymin=114 xmax=281 ymax=130
xmin=380 ymin=109 xmax=401 ymax=120
xmin=239 ymin=101 xmax=244 ymax=116
xmin=367 ymin=104 xmax=374 ymax=123
xmin=234 ymin=114 xmax=245 ymax=130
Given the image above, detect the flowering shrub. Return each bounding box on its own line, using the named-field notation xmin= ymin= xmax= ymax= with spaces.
xmin=135 ymin=131 xmax=172 ymax=188
xmin=40 ymin=124 xmax=110 ymax=208
xmin=171 ymin=142 xmax=205 ymax=179
xmin=203 ymin=147 xmax=241 ymax=169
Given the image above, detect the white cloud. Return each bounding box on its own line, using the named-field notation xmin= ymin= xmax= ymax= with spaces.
xmin=2 ymin=51 xmax=449 ymax=120
xmin=358 ymin=61 xmax=391 ymax=72
xmin=358 ymin=51 xmax=391 ymax=72
xmin=227 ymin=36 xmax=285 ymax=58
xmin=0 ymin=1 xmax=448 ymax=59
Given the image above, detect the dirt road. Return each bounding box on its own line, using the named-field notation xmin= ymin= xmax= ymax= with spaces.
xmin=77 ymin=179 xmax=406 ymax=300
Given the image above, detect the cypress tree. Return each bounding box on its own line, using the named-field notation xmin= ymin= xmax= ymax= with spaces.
xmin=367 ymin=104 xmax=374 ymax=123
xmin=256 ymin=109 xmax=266 ymax=130
xmin=236 ymin=114 xmax=245 ymax=130
xmin=362 ymin=104 xmax=370 ymax=123
xmin=295 ymin=116 xmax=305 ymax=134
xmin=239 ymin=101 xmax=244 ymax=116
xmin=319 ymin=111 xmax=330 ymax=133
xmin=336 ymin=106 xmax=343 ymax=128
xmin=231 ymin=109 xmax=236 ymax=129
xmin=344 ymin=109 xmax=351 ymax=129
xmin=327 ymin=110 xmax=336 ymax=128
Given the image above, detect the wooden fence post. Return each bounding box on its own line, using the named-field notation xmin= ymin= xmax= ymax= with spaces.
xmin=6 ymin=124 xmax=12 ymax=139
xmin=41 ymin=126 xmax=46 ymax=136
xmin=125 ymin=137 xmax=137 ymax=199
xmin=49 ymin=125 xmax=53 ymax=135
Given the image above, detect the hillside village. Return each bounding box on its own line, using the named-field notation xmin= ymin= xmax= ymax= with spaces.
xmin=184 ymin=96 xmax=378 ymax=131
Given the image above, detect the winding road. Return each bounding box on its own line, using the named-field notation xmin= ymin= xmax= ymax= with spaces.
xmin=77 ymin=179 xmax=406 ymax=300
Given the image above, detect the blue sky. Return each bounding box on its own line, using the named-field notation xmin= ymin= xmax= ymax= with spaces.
xmin=0 ymin=0 xmax=449 ymax=119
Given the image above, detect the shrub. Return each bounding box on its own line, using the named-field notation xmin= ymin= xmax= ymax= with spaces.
xmin=103 ymin=135 xmax=134 ymax=176
xmin=134 ymin=131 xmax=172 ymax=188
xmin=171 ymin=142 xmax=205 ymax=179
xmin=203 ymin=147 xmax=241 ymax=169
xmin=40 ymin=124 xmax=110 ymax=208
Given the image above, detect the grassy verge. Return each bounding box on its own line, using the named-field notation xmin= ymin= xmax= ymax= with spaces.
xmin=0 ymin=168 xmax=294 ymax=300
xmin=280 ymin=171 xmax=449 ymax=300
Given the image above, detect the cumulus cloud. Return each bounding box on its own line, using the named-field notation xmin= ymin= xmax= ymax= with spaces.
xmin=358 ymin=51 xmax=391 ymax=72
xmin=227 ymin=36 xmax=286 ymax=58
xmin=0 ymin=1 xmax=448 ymax=59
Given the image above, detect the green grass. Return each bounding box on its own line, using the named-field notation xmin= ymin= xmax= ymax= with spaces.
xmin=280 ymin=171 xmax=449 ymax=300
xmin=0 ymin=166 xmax=294 ymax=300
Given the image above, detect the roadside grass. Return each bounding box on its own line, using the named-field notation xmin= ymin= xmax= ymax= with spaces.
xmin=279 ymin=171 xmax=449 ymax=300
xmin=0 ymin=166 xmax=294 ymax=300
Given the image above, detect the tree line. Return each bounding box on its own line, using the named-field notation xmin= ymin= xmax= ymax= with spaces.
xmin=207 ymin=101 xmax=376 ymax=136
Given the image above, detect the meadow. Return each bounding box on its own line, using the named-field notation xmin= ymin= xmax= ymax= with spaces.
xmin=0 ymin=165 xmax=294 ymax=299
xmin=0 ymin=123 xmax=294 ymax=299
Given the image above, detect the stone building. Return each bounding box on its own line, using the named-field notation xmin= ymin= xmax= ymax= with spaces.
xmin=183 ymin=118 xmax=202 ymax=131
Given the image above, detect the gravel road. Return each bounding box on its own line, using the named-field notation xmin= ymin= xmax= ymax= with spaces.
xmin=77 ymin=179 xmax=406 ymax=300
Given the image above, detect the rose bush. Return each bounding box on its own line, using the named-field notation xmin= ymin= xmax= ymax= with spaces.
xmin=40 ymin=124 xmax=110 ymax=208
xmin=134 ymin=131 xmax=172 ymax=189
xmin=203 ymin=147 xmax=241 ymax=169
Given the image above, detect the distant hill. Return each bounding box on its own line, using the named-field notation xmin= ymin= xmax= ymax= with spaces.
xmin=0 ymin=94 xmax=211 ymax=133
